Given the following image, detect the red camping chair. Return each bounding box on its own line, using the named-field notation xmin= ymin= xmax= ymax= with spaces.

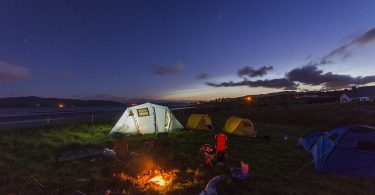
xmin=199 ymin=133 xmax=227 ymax=166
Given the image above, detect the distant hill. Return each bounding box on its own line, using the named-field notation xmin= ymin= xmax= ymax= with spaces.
xmin=0 ymin=96 xmax=126 ymax=108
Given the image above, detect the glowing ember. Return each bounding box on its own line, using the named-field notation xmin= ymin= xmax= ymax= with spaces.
xmin=116 ymin=168 xmax=177 ymax=191
xmin=148 ymin=175 xmax=165 ymax=186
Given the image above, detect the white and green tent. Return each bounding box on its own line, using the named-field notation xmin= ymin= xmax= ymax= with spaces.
xmin=109 ymin=103 xmax=183 ymax=136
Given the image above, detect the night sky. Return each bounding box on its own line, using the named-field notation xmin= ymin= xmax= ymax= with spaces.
xmin=1 ymin=0 xmax=375 ymax=101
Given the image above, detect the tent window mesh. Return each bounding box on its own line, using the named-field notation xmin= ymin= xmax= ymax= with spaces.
xmin=137 ymin=108 xmax=150 ymax=117
xmin=356 ymin=140 xmax=375 ymax=151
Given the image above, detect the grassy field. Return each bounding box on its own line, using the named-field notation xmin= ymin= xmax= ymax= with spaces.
xmin=1 ymin=103 xmax=375 ymax=194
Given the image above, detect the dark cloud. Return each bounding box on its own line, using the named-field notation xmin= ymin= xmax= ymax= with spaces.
xmin=305 ymin=59 xmax=333 ymax=67
xmin=286 ymin=65 xmax=324 ymax=86
xmin=313 ymin=27 xmax=375 ymax=65
xmin=151 ymin=62 xmax=183 ymax=75
xmin=207 ymin=65 xmax=294 ymax=90
xmin=0 ymin=61 xmax=31 ymax=80
xmin=206 ymin=78 xmax=298 ymax=90
xmin=197 ymin=73 xmax=209 ymax=80
xmin=206 ymin=64 xmax=375 ymax=91
xmin=286 ymin=65 xmax=375 ymax=89
xmin=238 ymin=66 xmax=273 ymax=78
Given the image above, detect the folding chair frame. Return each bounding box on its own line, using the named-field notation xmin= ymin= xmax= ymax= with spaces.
xmin=199 ymin=134 xmax=228 ymax=166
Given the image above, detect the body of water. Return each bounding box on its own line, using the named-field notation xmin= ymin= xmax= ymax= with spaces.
xmin=0 ymin=104 xmax=194 ymax=130
xmin=0 ymin=106 xmax=125 ymax=130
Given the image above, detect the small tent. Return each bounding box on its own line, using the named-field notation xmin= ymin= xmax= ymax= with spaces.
xmin=223 ymin=116 xmax=256 ymax=137
xmin=109 ymin=103 xmax=183 ymax=136
xmin=308 ymin=125 xmax=375 ymax=177
xmin=186 ymin=114 xmax=213 ymax=131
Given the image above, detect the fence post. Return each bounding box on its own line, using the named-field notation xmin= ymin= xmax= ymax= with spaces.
xmin=46 ymin=116 xmax=50 ymax=125
xmin=91 ymin=114 xmax=94 ymax=125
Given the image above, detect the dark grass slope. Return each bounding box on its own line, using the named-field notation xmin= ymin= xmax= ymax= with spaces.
xmin=0 ymin=122 xmax=374 ymax=194
xmin=1 ymin=102 xmax=375 ymax=194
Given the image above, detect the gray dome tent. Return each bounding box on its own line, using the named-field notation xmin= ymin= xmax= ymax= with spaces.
xmin=109 ymin=103 xmax=183 ymax=136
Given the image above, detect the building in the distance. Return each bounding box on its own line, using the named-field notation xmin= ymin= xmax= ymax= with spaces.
xmin=340 ymin=86 xmax=375 ymax=103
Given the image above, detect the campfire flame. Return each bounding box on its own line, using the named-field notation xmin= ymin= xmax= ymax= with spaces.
xmin=148 ymin=175 xmax=165 ymax=186
xmin=117 ymin=167 xmax=177 ymax=191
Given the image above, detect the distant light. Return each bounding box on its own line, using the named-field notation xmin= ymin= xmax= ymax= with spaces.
xmin=245 ymin=96 xmax=252 ymax=102
xmin=58 ymin=104 xmax=64 ymax=108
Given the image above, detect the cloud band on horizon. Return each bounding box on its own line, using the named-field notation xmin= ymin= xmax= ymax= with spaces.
xmin=238 ymin=65 xmax=273 ymax=78
xmin=206 ymin=27 xmax=375 ymax=91
xmin=207 ymin=64 xmax=375 ymax=90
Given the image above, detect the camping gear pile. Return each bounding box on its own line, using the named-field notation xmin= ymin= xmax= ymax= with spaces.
xmin=298 ymin=125 xmax=375 ymax=177
xmin=199 ymin=161 xmax=250 ymax=195
xmin=230 ymin=161 xmax=250 ymax=180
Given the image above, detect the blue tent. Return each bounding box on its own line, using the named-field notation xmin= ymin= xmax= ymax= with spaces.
xmin=299 ymin=130 xmax=323 ymax=151
xmin=309 ymin=125 xmax=375 ymax=177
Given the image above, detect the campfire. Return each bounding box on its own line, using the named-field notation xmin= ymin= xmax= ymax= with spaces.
xmin=116 ymin=166 xmax=177 ymax=192
xmin=148 ymin=175 xmax=165 ymax=186
xmin=147 ymin=170 xmax=166 ymax=186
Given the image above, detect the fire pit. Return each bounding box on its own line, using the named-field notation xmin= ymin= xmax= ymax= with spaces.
xmin=147 ymin=169 xmax=168 ymax=186
xmin=116 ymin=166 xmax=177 ymax=192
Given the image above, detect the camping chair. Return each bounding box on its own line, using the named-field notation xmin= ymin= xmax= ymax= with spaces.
xmin=199 ymin=133 xmax=227 ymax=166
